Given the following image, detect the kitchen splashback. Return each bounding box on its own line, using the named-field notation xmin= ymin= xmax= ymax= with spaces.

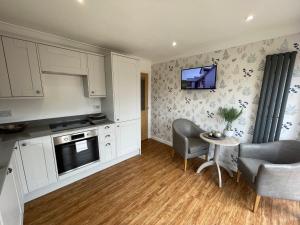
xmin=0 ymin=75 xmax=101 ymax=124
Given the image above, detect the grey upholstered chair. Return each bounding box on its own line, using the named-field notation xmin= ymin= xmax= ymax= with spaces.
xmin=172 ymin=119 xmax=209 ymax=171
xmin=237 ymin=140 xmax=300 ymax=212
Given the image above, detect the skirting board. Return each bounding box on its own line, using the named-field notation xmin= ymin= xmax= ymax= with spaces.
xmin=151 ymin=136 xmax=172 ymax=146
xmin=24 ymin=150 xmax=140 ymax=202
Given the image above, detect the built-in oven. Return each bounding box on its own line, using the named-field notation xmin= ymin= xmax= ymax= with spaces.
xmin=53 ymin=129 xmax=99 ymax=176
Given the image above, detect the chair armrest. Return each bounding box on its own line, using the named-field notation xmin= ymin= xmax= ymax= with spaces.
xmin=239 ymin=142 xmax=280 ymax=161
xmin=173 ymin=130 xmax=188 ymax=158
xmin=190 ymin=123 xmax=206 ymax=138
xmin=255 ymin=163 xmax=300 ymax=201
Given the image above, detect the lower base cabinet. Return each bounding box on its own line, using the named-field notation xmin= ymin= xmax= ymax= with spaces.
xmin=99 ymin=124 xmax=116 ymax=163
xmin=19 ymin=136 xmax=57 ymax=193
xmin=116 ymin=120 xmax=140 ymax=157
xmin=0 ymin=160 xmax=23 ymax=225
xmin=1 ymin=122 xmax=141 ymax=206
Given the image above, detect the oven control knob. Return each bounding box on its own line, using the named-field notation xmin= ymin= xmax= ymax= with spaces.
xmin=64 ymin=138 xmax=68 ymax=142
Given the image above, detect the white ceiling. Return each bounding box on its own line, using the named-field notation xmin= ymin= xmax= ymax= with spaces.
xmin=0 ymin=0 xmax=299 ymax=62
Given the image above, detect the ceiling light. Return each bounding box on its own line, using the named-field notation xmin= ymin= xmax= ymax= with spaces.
xmin=77 ymin=0 xmax=84 ymax=4
xmin=245 ymin=15 xmax=254 ymax=22
xmin=172 ymin=41 xmax=177 ymax=47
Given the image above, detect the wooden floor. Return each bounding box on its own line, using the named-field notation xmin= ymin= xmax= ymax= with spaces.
xmin=24 ymin=139 xmax=300 ymax=225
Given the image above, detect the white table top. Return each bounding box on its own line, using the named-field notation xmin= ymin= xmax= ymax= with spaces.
xmin=200 ymin=132 xmax=240 ymax=147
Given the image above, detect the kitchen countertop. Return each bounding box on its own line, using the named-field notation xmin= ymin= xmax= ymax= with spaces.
xmin=0 ymin=115 xmax=114 ymax=194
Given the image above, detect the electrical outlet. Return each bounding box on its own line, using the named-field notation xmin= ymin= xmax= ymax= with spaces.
xmin=0 ymin=110 xmax=12 ymax=117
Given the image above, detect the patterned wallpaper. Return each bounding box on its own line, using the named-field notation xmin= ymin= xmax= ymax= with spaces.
xmin=151 ymin=33 xmax=300 ymax=171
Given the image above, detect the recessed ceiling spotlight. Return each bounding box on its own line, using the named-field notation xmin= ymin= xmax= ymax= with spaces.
xmin=245 ymin=14 xmax=254 ymax=22
xmin=77 ymin=0 xmax=84 ymax=4
xmin=172 ymin=41 xmax=177 ymax=47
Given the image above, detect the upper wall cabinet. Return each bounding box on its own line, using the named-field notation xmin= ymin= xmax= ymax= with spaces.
xmin=38 ymin=44 xmax=88 ymax=76
xmin=102 ymin=53 xmax=139 ymax=122
xmin=84 ymin=54 xmax=106 ymax=97
xmin=112 ymin=54 xmax=139 ymax=122
xmin=0 ymin=39 xmax=11 ymax=97
xmin=2 ymin=37 xmax=44 ymax=97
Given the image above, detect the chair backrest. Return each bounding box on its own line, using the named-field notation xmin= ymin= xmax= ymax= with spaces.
xmin=277 ymin=140 xmax=300 ymax=164
xmin=172 ymin=119 xmax=199 ymax=138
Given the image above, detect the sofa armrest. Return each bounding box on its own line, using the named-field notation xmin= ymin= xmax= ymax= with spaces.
xmin=173 ymin=129 xmax=188 ymax=158
xmin=239 ymin=142 xmax=280 ymax=161
xmin=255 ymin=163 xmax=300 ymax=201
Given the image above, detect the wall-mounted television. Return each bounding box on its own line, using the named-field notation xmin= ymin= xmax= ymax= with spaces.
xmin=181 ymin=65 xmax=217 ymax=90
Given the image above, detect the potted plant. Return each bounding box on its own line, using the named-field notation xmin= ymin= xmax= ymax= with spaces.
xmin=218 ymin=107 xmax=243 ymax=137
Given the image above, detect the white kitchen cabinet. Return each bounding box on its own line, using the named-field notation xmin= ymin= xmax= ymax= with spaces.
xmin=116 ymin=120 xmax=140 ymax=157
xmin=0 ymin=39 xmax=11 ymax=97
xmin=84 ymin=54 xmax=106 ymax=97
xmin=14 ymin=144 xmax=29 ymax=195
xmin=19 ymin=136 xmax=57 ymax=192
xmin=0 ymin=162 xmax=23 ymax=225
xmin=102 ymin=53 xmax=140 ymax=122
xmin=2 ymin=36 xmax=44 ymax=97
xmin=99 ymin=124 xmax=116 ymax=163
xmin=100 ymin=142 xmax=116 ymax=163
xmin=11 ymin=146 xmax=24 ymax=213
xmin=38 ymin=44 xmax=88 ymax=75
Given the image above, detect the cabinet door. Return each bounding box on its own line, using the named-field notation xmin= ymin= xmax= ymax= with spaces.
xmin=11 ymin=146 xmax=24 ymax=213
xmin=2 ymin=37 xmax=43 ymax=97
xmin=112 ymin=55 xmax=139 ymax=122
xmin=38 ymin=44 xmax=88 ymax=75
xmin=0 ymin=166 xmax=22 ymax=225
xmin=116 ymin=120 xmax=139 ymax=157
xmin=87 ymin=54 xmax=106 ymax=97
xmin=19 ymin=137 xmax=57 ymax=192
xmin=0 ymin=38 xmax=11 ymax=97
xmin=100 ymin=142 xmax=116 ymax=163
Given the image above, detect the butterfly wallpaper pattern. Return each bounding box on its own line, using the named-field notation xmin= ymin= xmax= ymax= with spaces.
xmin=151 ymin=33 xmax=300 ymax=171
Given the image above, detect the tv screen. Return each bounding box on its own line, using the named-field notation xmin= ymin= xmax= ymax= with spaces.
xmin=181 ymin=65 xmax=217 ymax=89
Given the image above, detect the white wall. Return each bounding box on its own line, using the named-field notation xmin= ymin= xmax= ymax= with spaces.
xmin=139 ymin=59 xmax=152 ymax=138
xmin=0 ymin=75 xmax=101 ymax=123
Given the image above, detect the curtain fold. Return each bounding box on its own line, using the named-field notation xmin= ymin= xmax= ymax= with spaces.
xmin=252 ymin=51 xmax=297 ymax=143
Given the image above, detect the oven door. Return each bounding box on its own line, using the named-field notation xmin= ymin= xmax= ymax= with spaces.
xmin=55 ymin=136 xmax=99 ymax=175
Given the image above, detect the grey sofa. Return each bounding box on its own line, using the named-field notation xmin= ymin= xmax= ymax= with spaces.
xmin=237 ymin=140 xmax=300 ymax=212
xmin=172 ymin=119 xmax=209 ymax=171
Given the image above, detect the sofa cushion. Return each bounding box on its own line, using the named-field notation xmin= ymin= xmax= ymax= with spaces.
xmin=188 ymin=138 xmax=209 ymax=154
xmin=238 ymin=157 xmax=271 ymax=183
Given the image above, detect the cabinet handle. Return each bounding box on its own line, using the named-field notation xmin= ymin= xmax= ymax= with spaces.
xmin=117 ymin=125 xmax=120 ymax=127
xmin=105 ymin=143 xmax=111 ymax=146
xmin=13 ymin=146 xmax=18 ymax=150
xmin=105 ymin=135 xmax=110 ymax=138
xmin=91 ymin=91 xmax=95 ymax=94
xmin=36 ymin=90 xmax=41 ymax=94
xmin=104 ymin=126 xmax=110 ymax=129
xmin=7 ymin=168 xmax=12 ymax=175
xmin=21 ymin=143 xmax=27 ymax=147
xmin=116 ymin=119 xmax=119 ymax=121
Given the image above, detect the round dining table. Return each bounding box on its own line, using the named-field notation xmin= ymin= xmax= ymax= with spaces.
xmin=196 ymin=132 xmax=240 ymax=188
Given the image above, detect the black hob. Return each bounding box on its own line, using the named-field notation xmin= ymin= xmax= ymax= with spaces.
xmin=49 ymin=119 xmax=93 ymax=132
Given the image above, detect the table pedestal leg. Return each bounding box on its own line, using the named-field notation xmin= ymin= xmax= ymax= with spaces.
xmin=196 ymin=144 xmax=233 ymax=188
xmin=219 ymin=162 xmax=233 ymax=177
xmin=216 ymin=162 xmax=222 ymax=188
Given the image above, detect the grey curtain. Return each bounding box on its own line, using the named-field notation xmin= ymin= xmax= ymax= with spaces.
xmin=253 ymin=51 xmax=297 ymax=143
